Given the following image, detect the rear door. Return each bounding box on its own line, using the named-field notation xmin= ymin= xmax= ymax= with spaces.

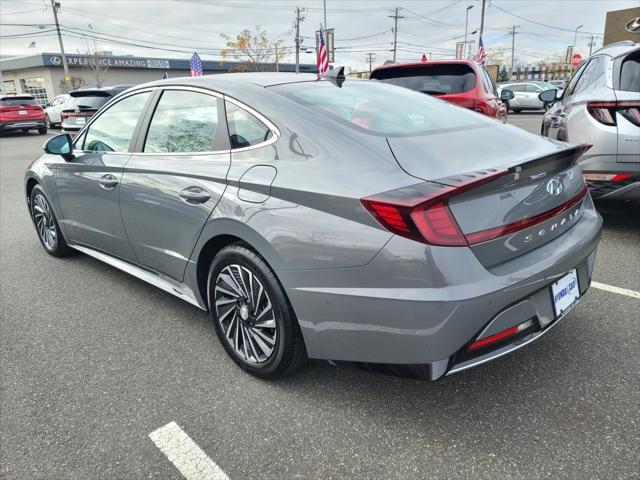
xmin=120 ymin=87 xmax=230 ymax=281
xmin=56 ymin=90 xmax=154 ymax=261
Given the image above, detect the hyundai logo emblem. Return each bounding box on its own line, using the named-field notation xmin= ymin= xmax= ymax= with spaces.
xmin=546 ymin=179 xmax=563 ymax=196
xmin=626 ymin=17 xmax=640 ymax=34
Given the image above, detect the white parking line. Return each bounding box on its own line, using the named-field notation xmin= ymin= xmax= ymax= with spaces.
xmin=149 ymin=421 xmax=230 ymax=480
xmin=592 ymin=282 xmax=640 ymax=299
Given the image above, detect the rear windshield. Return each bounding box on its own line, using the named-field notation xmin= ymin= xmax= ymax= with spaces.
xmin=66 ymin=95 xmax=110 ymax=110
xmin=370 ymin=64 xmax=477 ymax=95
xmin=620 ymin=51 xmax=640 ymax=92
xmin=272 ymin=81 xmax=488 ymax=136
xmin=0 ymin=97 xmax=37 ymax=106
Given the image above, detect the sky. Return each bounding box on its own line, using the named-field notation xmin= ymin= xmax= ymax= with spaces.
xmin=0 ymin=0 xmax=638 ymax=70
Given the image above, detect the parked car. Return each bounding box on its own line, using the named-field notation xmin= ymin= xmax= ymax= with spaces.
xmin=540 ymin=41 xmax=639 ymax=201
xmin=548 ymin=79 xmax=568 ymax=90
xmin=0 ymin=95 xmax=46 ymax=135
xmin=26 ymin=73 xmax=602 ymax=380
xmin=44 ymin=93 xmax=71 ymax=128
xmin=497 ymin=81 xmax=560 ymax=112
xmin=61 ymin=85 xmax=131 ymax=134
xmin=370 ymin=60 xmax=511 ymax=122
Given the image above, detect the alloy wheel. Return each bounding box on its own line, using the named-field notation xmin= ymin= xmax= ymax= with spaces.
xmin=32 ymin=193 xmax=57 ymax=250
xmin=214 ymin=264 xmax=277 ymax=363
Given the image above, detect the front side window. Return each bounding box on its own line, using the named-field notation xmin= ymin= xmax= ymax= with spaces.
xmin=273 ymin=81 xmax=489 ymax=136
xmin=83 ymin=91 xmax=152 ymax=152
xmin=225 ymin=102 xmax=272 ymax=149
xmin=507 ymin=84 xmax=525 ymax=92
xmin=144 ymin=90 xmax=219 ymax=153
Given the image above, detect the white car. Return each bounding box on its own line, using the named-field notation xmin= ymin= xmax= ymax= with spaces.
xmin=44 ymin=94 xmax=71 ymax=128
xmin=497 ymin=81 xmax=561 ymax=113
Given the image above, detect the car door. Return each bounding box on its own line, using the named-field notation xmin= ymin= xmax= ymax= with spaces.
xmin=520 ymin=84 xmax=540 ymax=108
xmin=545 ymin=60 xmax=592 ymax=140
xmin=119 ymin=87 xmax=230 ymax=281
xmin=55 ymin=90 xmax=154 ymax=261
xmin=506 ymin=84 xmax=525 ymax=108
xmin=480 ymin=68 xmax=502 ymax=119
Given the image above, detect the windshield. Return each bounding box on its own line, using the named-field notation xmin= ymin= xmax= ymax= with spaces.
xmin=0 ymin=97 xmax=37 ymax=106
xmin=66 ymin=95 xmax=110 ymax=110
xmin=370 ymin=64 xmax=477 ymax=95
xmin=272 ymin=81 xmax=489 ymax=136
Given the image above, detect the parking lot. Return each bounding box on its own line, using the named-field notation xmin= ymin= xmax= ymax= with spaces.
xmin=1 ymin=113 xmax=639 ymax=479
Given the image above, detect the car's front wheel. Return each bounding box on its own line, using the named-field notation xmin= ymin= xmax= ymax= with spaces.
xmin=30 ymin=185 xmax=73 ymax=257
xmin=208 ymin=244 xmax=307 ymax=379
xmin=45 ymin=115 xmax=51 ymax=129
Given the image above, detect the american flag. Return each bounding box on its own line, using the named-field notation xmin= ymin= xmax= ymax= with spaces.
xmin=316 ymin=25 xmax=329 ymax=75
xmin=190 ymin=52 xmax=203 ymax=77
xmin=28 ymin=41 xmax=36 ymax=48
xmin=475 ymin=36 xmax=486 ymax=64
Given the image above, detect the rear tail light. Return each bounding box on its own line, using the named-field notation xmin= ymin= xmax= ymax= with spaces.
xmin=587 ymin=101 xmax=640 ymax=126
xmin=362 ymin=167 xmax=589 ymax=247
xmin=361 ymin=169 xmax=507 ymax=247
xmin=467 ymin=319 xmax=535 ymax=351
xmin=583 ymin=173 xmax=633 ymax=182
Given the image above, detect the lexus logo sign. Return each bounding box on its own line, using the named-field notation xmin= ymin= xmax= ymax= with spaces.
xmin=546 ymin=179 xmax=563 ymax=196
xmin=49 ymin=56 xmax=61 ymax=65
xmin=626 ymin=17 xmax=640 ymax=34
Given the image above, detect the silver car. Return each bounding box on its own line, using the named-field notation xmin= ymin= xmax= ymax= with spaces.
xmin=498 ymin=81 xmax=559 ymax=112
xmin=44 ymin=93 xmax=71 ymax=128
xmin=25 ymin=73 xmax=602 ymax=380
xmin=541 ymin=41 xmax=640 ymax=201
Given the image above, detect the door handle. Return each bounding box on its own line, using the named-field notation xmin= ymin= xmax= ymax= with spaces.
xmin=179 ymin=187 xmax=211 ymax=204
xmin=98 ymin=174 xmax=118 ymax=190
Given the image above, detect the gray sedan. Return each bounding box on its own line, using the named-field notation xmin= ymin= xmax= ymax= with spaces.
xmin=25 ymin=73 xmax=602 ymax=380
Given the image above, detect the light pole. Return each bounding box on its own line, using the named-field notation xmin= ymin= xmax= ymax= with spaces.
xmin=573 ymin=24 xmax=583 ymax=54
xmin=464 ymin=5 xmax=473 ymax=59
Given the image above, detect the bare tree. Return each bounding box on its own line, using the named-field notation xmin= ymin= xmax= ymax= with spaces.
xmin=220 ymin=27 xmax=286 ymax=72
xmin=59 ymin=75 xmax=85 ymax=93
xmin=82 ymin=50 xmax=109 ymax=87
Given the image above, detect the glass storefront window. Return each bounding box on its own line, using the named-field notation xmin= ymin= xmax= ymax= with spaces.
xmin=2 ymin=80 xmax=17 ymax=95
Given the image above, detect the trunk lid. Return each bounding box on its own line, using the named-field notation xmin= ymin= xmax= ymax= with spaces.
xmin=386 ymin=127 xmax=591 ymax=267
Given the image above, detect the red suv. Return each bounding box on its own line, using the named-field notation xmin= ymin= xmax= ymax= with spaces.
xmin=0 ymin=95 xmax=47 ymax=135
xmin=370 ymin=60 xmax=510 ymax=122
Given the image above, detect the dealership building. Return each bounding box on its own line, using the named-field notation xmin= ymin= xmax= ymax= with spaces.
xmin=0 ymin=52 xmax=318 ymax=104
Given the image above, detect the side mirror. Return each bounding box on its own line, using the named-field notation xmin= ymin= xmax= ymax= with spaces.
xmin=43 ymin=102 xmax=51 ymax=108
xmin=538 ymin=89 xmax=558 ymax=103
xmin=44 ymin=133 xmax=73 ymax=159
xmin=500 ymin=89 xmax=515 ymax=101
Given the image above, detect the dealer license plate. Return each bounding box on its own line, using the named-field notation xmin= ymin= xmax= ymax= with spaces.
xmin=18 ymin=110 xmax=28 ymax=115
xmin=551 ymin=269 xmax=580 ymax=318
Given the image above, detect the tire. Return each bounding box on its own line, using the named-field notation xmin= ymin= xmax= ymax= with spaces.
xmin=208 ymin=244 xmax=307 ymax=379
xmin=38 ymin=126 xmax=47 ymax=135
xmin=21 ymin=128 xmax=30 ymax=133
xmin=45 ymin=115 xmax=51 ymax=129
xmin=29 ymin=185 xmax=73 ymax=257
xmin=512 ymin=108 xmax=522 ymax=113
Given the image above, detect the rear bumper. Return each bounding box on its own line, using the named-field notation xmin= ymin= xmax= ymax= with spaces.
xmin=0 ymin=119 xmax=45 ymax=131
xmin=587 ymin=180 xmax=640 ymax=200
xmin=279 ymin=197 xmax=602 ymax=378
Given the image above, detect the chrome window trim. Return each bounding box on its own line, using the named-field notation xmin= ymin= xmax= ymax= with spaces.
xmin=70 ymin=84 xmax=281 ymax=157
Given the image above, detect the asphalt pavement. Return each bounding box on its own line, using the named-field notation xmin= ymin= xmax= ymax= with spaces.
xmin=1 ymin=122 xmax=639 ymax=479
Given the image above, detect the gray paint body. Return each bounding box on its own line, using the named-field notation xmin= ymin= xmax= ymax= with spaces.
xmin=25 ymin=73 xmax=602 ymax=378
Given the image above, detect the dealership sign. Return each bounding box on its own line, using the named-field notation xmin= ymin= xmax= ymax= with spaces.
xmin=45 ymin=54 xmax=170 ymax=69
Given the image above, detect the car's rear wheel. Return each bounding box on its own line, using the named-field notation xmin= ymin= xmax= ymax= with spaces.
xmin=208 ymin=244 xmax=306 ymax=379
xmin=30 ymin=185 xmax=73 ymax=257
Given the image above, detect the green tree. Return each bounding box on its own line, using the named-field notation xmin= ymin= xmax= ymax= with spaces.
xmin=220 ymin=27 xmax=286 ymax=72
xmin=498 ymin=66 xmax=509 ymax=82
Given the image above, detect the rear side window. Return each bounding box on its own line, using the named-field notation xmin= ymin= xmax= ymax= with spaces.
xmin=0 ymin=97 xmax=37 ymax=106
xmin=506 ymin=84 xmax=525 ymax=92
xmin=273 ymin=81 xmax=487 ymax=136
xmin=620 ymin=51 xmax=640 ymax=92
xmin=371 ymin=64 xmax=476 ymax=95
xmin=225 ymin=101 xmax=272 ymax=149
xmin=83 ymin=92 xmax=152 ymax=152
xmin=144 ymin=90 xmax=219 ymax=153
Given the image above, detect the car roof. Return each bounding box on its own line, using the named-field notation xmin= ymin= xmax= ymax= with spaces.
xmin=70 ymin=85 xmax=132 ymax=96
xmin=593 ymin=41 xmax=639 ymax=58
xmin=141 ymin=72 xmax=319 ymax=90
xmin=371 ymin=59 xmax=479 ymax=73
xmin=0 ymin=94 xmax=35 ymax=100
